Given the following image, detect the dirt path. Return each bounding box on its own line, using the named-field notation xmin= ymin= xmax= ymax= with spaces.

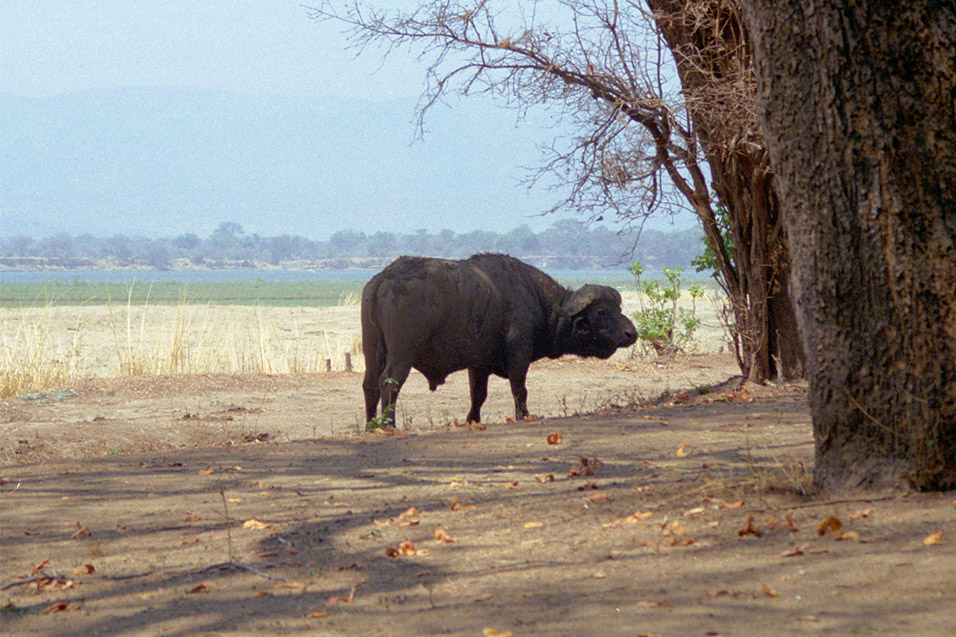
xmin=2 ymin=356 xmax=955 ymax=635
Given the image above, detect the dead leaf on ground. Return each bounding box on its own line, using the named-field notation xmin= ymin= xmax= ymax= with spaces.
xmin=602 ymin=511 xmax=655 ymax=528
xmin=31 ymin=558 xmax=51 ymax=575
xmin=719 ymin=498 xmax=745 ymax=509
xmin=546 ymin=432 xmax=563 ymax=445
xmin=676 ymin=443 xmax=696 ymax=457
xmin=70 ymin=522 xmax=92 ymax=539
xmin=848 ymin=508 xmax=872 ymax=520
xmin=535 ymin=474 xmax=555 ymax=484
xmin=924 ymin=530 xmax=943 ymax=545
xmin=308 ymin=611 xmax=329 ymax=618
xmin=399 ymin=541 xmax=417 ymax=555
xmin=41 ymin=602 xmax=77 ymax=613
xmin=243 ymin=519 xmax=272 ymax=530
xmin=434 ymin=528 xmax=457 ymax=543
xmin=483 ymin=629 xmax=514 ymax=637
xmin=568 ymin=457 xmax=604 ymax=478
xmin=189 ymin=583 xmax=215 ymax=594
xmin=781 ymin=544 xmax=808 ymax=557
xmin=817 ymin=516 xmax=842 ymax=538
xmin=738 ymin=516 xmax=763 ymax=537
xmin=760 ymin=582 xmax=779 ymax=597
xmin=199 ymin=466 xmax=215 ymax=476
xmin=37 ymin=578 xmax=78 ymax=592
xmin=328 ymin=586 xmax=356 ymax=605
xmin=662 ymin=521 xmax=687 ymax=537
xmin=449 ymin=499 xmax=473 ymax=511
xmin=523 ymin=521 xmax=544 ymax=529
xmin=585 ymin=492 xmax=608 ymax=502
xmin=72 ymin=564 xmax=95 ymax=575
xmin=504 ymin=481 xmax=520 ymax=489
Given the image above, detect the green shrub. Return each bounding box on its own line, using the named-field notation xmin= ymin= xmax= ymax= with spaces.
xmin=629 ymin=260 xmax=703 ymax=355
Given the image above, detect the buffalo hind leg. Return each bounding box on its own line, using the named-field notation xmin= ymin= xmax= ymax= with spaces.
xmin=467 ymin=368 xmax=490 ymax=423
xmin=378 ymin=360 xmax=412 ymax=427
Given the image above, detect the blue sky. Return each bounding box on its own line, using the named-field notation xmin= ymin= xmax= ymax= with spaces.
xmin=1 ymin=1 xmax=698 ymax=239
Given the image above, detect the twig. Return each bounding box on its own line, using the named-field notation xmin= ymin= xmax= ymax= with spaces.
xmin=198 ymin=561 xmax=288 ymax=583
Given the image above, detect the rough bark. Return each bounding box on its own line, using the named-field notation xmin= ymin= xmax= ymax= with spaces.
xmin=646 ymin=0 xmax=806 ymax=382
xmin=743 ymin=0 xmax=956 ymax=490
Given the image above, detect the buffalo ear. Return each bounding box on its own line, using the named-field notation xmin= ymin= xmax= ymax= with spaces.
xmin=572 ymin=314 xmax=589 ymax=335
xmin=562 ymin=284 xmax=622 ymax=316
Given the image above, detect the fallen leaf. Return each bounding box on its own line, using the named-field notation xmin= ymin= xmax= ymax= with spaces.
xmin=535 ymin=474 xmax=555 ymax=484
xmin=703 ymin=588 xmax=735 ymax=597
xmin=738 ymin=516 xmax=763 ymax=537
xmin=839 ymin=531 xmax=862 ymax=542
xmin=71 ymin=522 xmax=92 ymax=539
xmin=760 ymin=582 xmax=779 ymax=597
xmin=676 ymin=443 xmax=695 ymax=457
xmin=189 ymin=583 xmax=215 ymax=594
xmin=585 ymin=492 xmax=608 ymax=502
xmin=781 ymin=544 xmax=808 ymax=557
xmin=255 ymin=590 xmax=273 ymax=597
xmin=308 ymin=611 xmax=329 ymax=618
xmin=817 ymin=516 xmax=842 ymax=538
xmin=546 ymin=432 xmax=563 ymax=445
xmin=601 ymin=511 xmax=654 ymax=528
xmin=243 ymin=519 xmax=272 ymax=530
xmin=924 ymin=530 xmax=943 ymax=545
xmin=42 ymin=602 xmax=76 ymax=613
xmin=468 ymin=422 xmax=487 ymax=431
xmin=434 ymin=528 xmax=457 ymax=543
xmin=848 ymin=508 xmax=872 ymax=520
xmin=72 ymin=564 xmax=95 ymax=575
xmin=385 ymin=546 xmax=401 ymax=558
xmin=483 ymin=629 xmax=514 ymax=637
xmin=449 ymin=499 xmax=473 ymax=511
xmin=199 ymin=465 xmax=215 ymax=476
xmin=228 ymin=497 xmax=242 ymax=503
xmin=31 ymin=558 xmax=51 ymax=575
xmin=719 ymin=498 xmax=745 ymax=509
xmin=399 ymin=541 xmax=417 ymax=555
xmin=663 ymin=521 xmax=687 ymax=537
xmin=523 ymin=521 xmax=544 ymax=529
xmin=183 ymin=512 xmax=202 ymax=522
xmin=568 ymin=457 xmax=604 ymax=478
xmin=504 ymin=481 xmax=520 ymax=489
xmin=328 ymin=586 xmax=356 ymax=605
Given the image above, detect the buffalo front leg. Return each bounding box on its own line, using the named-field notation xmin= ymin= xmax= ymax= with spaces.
xmin=466 ymin=368 xmax=490 ymax=423
xmin=508 ymin=369 xmax=530 ymax=421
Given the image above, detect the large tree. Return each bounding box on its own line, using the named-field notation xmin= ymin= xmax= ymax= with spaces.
xmin=309 ymin=0 xmax=805 ymax=382
xmin=742 ymin=0 xmax=956 ymax=490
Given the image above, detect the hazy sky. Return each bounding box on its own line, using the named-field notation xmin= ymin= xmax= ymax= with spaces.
xmin=1 ymin=1 xmax=420 ymax=100
xmin=1 ymin=1 xmax=697 ymax=239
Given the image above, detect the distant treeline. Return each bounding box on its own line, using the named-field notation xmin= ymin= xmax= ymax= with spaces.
xmin=1 ymin=220 xmax=704 ymax=271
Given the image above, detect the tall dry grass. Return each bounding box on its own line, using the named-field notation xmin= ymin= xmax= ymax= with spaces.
xmin=1 ymin=298 xmax=363 ymax=399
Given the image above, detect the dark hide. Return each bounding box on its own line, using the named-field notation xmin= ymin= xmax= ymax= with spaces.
xmin=361 ymin=253 xmax=637 ymax=426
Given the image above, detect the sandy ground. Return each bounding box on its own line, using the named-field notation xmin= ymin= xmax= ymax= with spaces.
xmin=2 ymin=303 xmax=955 ymax=636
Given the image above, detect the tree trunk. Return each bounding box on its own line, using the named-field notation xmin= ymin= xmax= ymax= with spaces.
xmin=647 ymin=0 xmax=806 ymax=382
xmin=743 ymin=0 xmax=956 ymax=490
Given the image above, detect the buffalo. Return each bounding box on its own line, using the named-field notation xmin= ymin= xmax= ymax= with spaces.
xmin=361 ymin=253 xmax=638 ymax=427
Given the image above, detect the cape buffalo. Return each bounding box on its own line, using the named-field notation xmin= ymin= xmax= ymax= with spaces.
xmin=361 ymin=253 xmax=637 ymax=427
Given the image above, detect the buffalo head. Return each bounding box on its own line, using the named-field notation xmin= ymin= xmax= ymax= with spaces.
xmin=558 ymin=284 xmax=637 ymax=359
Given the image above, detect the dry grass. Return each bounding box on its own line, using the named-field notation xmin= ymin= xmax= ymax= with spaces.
xmin=0 ymin=301 xmax=364 ymax=398
xmin=1 ymin=288 xmax=728 ymax=400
